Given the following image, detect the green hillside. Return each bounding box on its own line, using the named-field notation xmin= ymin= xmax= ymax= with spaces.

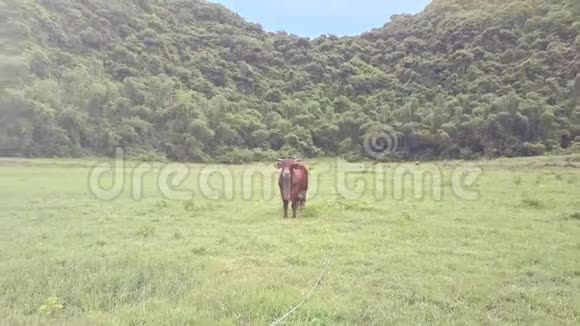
xmin=1 ymin=0 xmax=579 ymax=162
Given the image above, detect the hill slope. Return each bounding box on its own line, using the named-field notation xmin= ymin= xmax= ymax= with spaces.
xmin=1 ymin=0 xmax=579 ymax=162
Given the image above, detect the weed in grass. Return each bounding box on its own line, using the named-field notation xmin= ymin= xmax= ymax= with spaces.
xmin=38 ymin=297 xmax=64 ymax=316
xmin=334 ymin=200 xmax=385 ymax=213
xmin=300 ymin=205 xmax=321 ymax=218
xmin=521 ymin=198 xmax=544 ymax=208
xmin=192 ymin=247 xmax=208 ymax=256
xmin=569 ymin=212 xmax=580 ymax=220
xmin=136 ymin=225 xmax=155 ymax=238
xmin=155 ymin=200 xmax=168 ymax=209
xmin=513 ymin=176 xmax=522 ymax=185
xmin=184 ymin=200 xmax=195 ymax=211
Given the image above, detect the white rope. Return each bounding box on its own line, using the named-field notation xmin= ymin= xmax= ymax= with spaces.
xmin=270 ymin=245 xmax=336 ymax=325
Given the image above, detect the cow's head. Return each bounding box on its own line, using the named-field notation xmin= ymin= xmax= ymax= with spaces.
xmin=274 ymin=159 xmax=303 ymax=200
xmin=274 ymin=158 xmax=303 ymax=172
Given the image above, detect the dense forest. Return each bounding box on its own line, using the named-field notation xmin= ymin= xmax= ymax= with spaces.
xmin=1 ymin=0 xmax=579 ymax=162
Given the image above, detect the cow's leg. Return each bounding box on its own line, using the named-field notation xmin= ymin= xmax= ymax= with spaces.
xmin=299 ymin=191 xmax=306 ymax=209
xmin=291 ymin=200 xmax=299 ymax=218
xmin=282 ymin=200 xmax=289 ymax=218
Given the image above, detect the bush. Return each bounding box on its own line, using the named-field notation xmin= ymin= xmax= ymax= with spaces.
xmin=251 ymin=148 xmax=278 ymax=162
xmin=519 ymin=142 xmax=546 ymax=157
xmin=570 ymin=143 xmax=580 ymax=153
xmin=344 ymin=151 xmax=363 ymax=162
xmin=214 ymin=148 xmax=280 ymax=164
xmin=539 ymin=139 xmax=560 ymax=152
xmin=459 ymin=148 xmax=476 ymax=160
xmin=215 ymin=148 xmax=254 ymax=164
xmin=125 ymin=147 xmax=167 ymax=162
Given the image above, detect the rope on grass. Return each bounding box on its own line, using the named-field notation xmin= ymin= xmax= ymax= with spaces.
xmin=270 ymin=245 xmax=336 ymax=325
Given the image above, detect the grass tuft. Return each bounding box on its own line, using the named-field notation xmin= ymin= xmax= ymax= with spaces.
xmin=300 ymin=205 xmax=322 ymax=218
xmin=136 ymin=225 xmax=155 ymax=238
xmin=333 ymin=200 xmax=386 ymax=213
xmin=155 ymin=200 xmax=168 ymax=209
xmin=38 ymin=297 xmax=64 ymax=316
xmin=401 ymin=211 xmax=414 ymax=221
xmin=521 ymin=198 xmax=544 ymax=208
xmin=184 ymin=200 xmax=195 ymax=211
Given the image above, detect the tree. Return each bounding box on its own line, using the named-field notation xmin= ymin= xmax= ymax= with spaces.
xmin=2 ymin=0 xmax=577 ymax=161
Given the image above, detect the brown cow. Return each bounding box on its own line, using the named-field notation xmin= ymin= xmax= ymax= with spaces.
xmin=274 ymin=158 xmax=309 ymax=218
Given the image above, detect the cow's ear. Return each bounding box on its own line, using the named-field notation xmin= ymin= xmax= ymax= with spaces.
xmin=274 ymin=162 xmax=281 ymax=169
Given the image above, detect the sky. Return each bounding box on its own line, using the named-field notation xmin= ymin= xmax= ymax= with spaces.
xmin=209 ymin=0 xmax=432 ymax=38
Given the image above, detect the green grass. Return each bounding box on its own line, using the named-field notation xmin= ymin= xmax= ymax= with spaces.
xmin=0 ymin=156 xmax=579 ymax=325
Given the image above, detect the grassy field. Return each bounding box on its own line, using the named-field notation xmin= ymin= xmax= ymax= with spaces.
xmin=0 ymin=155 xmax=579 ymax=325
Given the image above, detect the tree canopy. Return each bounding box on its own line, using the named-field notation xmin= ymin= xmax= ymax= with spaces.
xmin=1 ymin=0 xmax=579 ymax=162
